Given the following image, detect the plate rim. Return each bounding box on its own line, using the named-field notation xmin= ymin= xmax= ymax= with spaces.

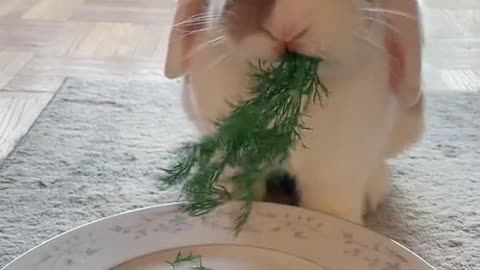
xmin=1 ymin=201 xmax=437 ymax=270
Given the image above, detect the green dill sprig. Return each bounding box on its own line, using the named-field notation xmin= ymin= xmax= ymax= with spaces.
xmin=160 ymin=52 xmax=327 ymax=233
xmin=166 ymin=252 xmax=211 ymax=269
xmin=195 ymin=257 xmax=212 ymax=270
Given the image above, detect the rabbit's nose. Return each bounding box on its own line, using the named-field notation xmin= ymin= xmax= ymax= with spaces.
xmin=267 ymin=24 xmax=308 ymax=43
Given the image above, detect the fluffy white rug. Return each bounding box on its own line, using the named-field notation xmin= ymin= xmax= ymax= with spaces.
xmin=0 ymin=77 xmax=478 ymax=270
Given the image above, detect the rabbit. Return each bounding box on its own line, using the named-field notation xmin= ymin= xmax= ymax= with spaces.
xmin=163 ymin=0 xmax=425 ymax=225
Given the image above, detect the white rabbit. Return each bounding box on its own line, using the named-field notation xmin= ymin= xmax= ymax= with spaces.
xmin=164 ymin=0 xmax=425 ymax=224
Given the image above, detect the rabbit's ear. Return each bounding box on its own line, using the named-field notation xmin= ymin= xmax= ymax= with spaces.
xmin=164 ymin=0 xmax=207 ymax=79
xmin=383 ymin=0 xmax=423 ymax=108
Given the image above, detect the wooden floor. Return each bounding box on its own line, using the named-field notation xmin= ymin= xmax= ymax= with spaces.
xmin=0 ymin=0 xmax=176 ymax=159
xmin=0 ymin=0 xmax=479 ymax=160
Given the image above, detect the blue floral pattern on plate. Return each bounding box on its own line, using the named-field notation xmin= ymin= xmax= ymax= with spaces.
xmin=1 ymin=202 xmax=435 ymax=270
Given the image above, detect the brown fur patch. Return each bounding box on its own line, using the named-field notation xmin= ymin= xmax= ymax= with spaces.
xmin=222 ymin=0 xmax=276 ymax=41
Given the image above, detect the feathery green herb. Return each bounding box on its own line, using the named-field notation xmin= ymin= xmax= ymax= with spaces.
xmin=166 ymin=252 xmax=211 ymax=269
xmin=160 ymin=52 xmax=327 ymax=233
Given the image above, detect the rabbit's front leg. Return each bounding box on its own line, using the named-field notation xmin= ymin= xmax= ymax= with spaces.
xmin=291 ymin=150 xmax=375 ymax=225
xmin=366 ymin=161 xmax=391 ymax=213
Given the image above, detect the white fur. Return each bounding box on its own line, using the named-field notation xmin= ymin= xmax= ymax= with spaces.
xmin=168 ymin=0 xmax=424 ymax=224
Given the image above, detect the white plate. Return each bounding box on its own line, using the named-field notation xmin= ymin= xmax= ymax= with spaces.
xmin=2 ymin=202 xmax=435 ymax=270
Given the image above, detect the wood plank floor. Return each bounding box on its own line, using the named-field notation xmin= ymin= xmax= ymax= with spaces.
xmin=0 ymin=0 xmax=479 ymax=160
xmin=0 ymin=0 xmax=176 ymax=160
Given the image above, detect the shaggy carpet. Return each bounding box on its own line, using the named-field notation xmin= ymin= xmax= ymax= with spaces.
xmin=0 ymin=77 xmax=478 ymax=270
